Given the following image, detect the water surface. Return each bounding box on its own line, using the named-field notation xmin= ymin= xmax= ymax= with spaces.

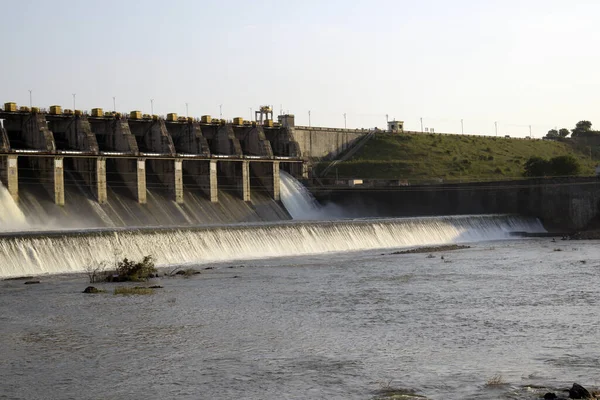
xmin=1 ymin=238 xmax=598 ymax=399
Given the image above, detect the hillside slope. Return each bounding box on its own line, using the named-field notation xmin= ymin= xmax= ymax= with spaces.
xmin=315 ymin=133 xmax=598 ymax=183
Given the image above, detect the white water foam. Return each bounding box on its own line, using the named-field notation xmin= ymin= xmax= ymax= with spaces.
xmin=0 ymin=182 xmax=29 ymax=231
xmin=0 ymin=215 xmax=545 ymax=278
xmin=279 ymin=171 xmax=343 ymax=219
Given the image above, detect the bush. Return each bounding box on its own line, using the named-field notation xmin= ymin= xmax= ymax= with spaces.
xmin=524 ymin=155 xmax=581 ymax=177
xmin=550 ymin=155 xmax=580 ymax=176
xmin=106 ymin=255 xmax=157 ymax=282
xmin=524 ymin=156 xmax=550 ymax=177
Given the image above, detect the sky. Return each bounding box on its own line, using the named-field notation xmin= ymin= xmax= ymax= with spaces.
xmin=1 ymin=0 xmax=599 ymax=137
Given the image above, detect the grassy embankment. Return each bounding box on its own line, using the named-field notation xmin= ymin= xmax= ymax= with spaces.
xmin=315 ymin=133 xmax=599 ymax=183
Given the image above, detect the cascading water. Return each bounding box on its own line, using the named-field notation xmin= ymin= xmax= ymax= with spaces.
xmin=0 ymin=214 xmax=545 ymax=278
xmin=279 ymin=171 xmax=343 ymax=219
xmin=0 ymin=182 xmax=29 ymax=231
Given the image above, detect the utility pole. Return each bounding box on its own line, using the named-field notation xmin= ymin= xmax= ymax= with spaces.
xmin=150 ymin=99 xmax=154 ymax=115
xmin=219 ymin=104 xmax=223 ymax=119
xmin=461 ymin=119 xmax=464 ymax=134
xmin=308 ymin=110 xmax=311 ymax=127
xmin=72 ymin=93 xmax=76 ymax=110
xmin=112 ymin=96 xmax=116 ymax=112
xmin=420 ymin=117 xmax=423 ymax=133
xmin=185 ymin=102 xmax=189 ymax=118
xmin=28 ymin=90 xmax=32 ymax=108
xmin=249 ymin=107 xmax=253 ymax=121
xmin=344 ymin=113 xmax=347 ymax=129
xmin=495 ymin=121 xmax=498 ymax=136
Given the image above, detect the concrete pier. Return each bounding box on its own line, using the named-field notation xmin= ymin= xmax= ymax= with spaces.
xmin=271 ymin=161 xmax=280 ymax=201
xmin=53 ymin=157 xmax=64 ymax=206
xmin=234 ymin=160 xmax=251 ymax=202
xmin=174 ymin=159 xmax=183 ymax=203
xmin=209 ymin=160 xmax=218 ymax=202
xmin=95 ymin=158 xmax=107 ymax=204
xmin=19 ymin=114 xmax=56 ymax=151
xmin=234 ymin=125 xmax=273 ymax=157
xmin=47 ymin=115 xmax=99 ymax=152
xmin=90 ymin=118 xmax=138 ymax=153
xmin=0 ymin=155 xmax=18 ymax=201
xmin=136 ymin=158 xmax=147 ymax=204
xmin=166 ymin=120 xmax=210 ymax=155
xmin=129 ymin=119 xmax=175 ymax=154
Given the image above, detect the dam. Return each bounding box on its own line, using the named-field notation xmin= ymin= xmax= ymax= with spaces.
xmin=0 ymin=103 xmax=316 ymax=227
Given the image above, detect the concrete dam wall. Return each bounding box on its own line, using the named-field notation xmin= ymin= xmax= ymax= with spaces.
xmin=314 ymin=177 xmax=600 ymax=231
xmin=0 ymin=107 xmax=309 ymax=228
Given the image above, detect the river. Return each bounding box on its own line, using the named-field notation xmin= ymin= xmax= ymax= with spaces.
xmin=1 ymin=237 xmax=599 ymax=399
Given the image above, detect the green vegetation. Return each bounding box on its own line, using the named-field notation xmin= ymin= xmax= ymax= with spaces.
xmin=316 ymin=133 xmax=598 ymax=182
xmin=105 ymin=255 xmax=157 ymax=282
xmin=546 ymin=120 xmax=600 ymax=138
xmin=113 ymin=286 xmax=154 ymax=295
xmin=523 ymin=155 xmax=581 ymax=177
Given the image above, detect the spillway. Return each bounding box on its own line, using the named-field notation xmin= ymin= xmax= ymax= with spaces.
xmin=0 ymin=214 xmax=545 ymax=278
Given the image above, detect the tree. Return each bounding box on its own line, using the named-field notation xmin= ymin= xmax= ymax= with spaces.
xmin=575 ymin=120 xmax=592 ymax=132
xmin=571 ymin=120 xmax=597 ymax=137
xmin=550 ymin=155 xmax=580 ymax=176
xmin=546 ymin=129 xmax=559 ymax=138
xmin=558 ymin=128 xmax=570 ymax=138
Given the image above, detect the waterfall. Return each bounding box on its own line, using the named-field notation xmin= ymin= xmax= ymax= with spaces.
xmin=0 ymin=214 xmax=545 ymax=278
xmin=0 ymin=182 xmax=28 ymax=231
xmin=279 ymin=171 xmax=343 ymax=219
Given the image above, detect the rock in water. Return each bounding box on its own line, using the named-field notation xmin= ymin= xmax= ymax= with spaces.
xmin=24 ymin=280 xmax=40 ymax=285
xmin=544 ymin=393 xmax=557 ymax=400
xmin=569 ymin=383 xmax=591 ymax=399
xmin=83 ymin=286 xmax=100 ymax=294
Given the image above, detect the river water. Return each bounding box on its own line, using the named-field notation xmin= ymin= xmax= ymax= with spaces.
xmin=1 ymin=237 xmax=599 ymax=400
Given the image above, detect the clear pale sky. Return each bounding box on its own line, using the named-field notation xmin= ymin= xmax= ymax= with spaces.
xmin=1 ymin=0 xmax=598 ymax=137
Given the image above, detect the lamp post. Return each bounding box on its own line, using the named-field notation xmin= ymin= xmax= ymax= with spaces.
xmin=219 ymin=104 xmax=223 ymax=119
xmin=461 ymin=119 xmax=464 ymax=134
xmin=495 ymin=121 xmax=498 ymax=136
xmin=150 ymin=99 xmax=154 ymax=115
xmin=344 ymin=113 xmax=347 ymax=129
xmin=185 ymin=102 xmax=189 ymax=118
xmin=72 ymin=93 xmax=76 ymax=110
xmin=308 ymin=110 xmax=311 ymax=127
xmin=112 ymin=96 xmax=116 ymax=112
xmin=28 ymin=90 xmax=32 ymax=108
xmin=420 ymin=117 xmax=423 ymax=133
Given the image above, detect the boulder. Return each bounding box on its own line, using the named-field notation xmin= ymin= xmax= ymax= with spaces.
xmin=569 ymin=383 xmax=591 ymax=399
xmin=83 ymin=286 xmax=100 ymax=294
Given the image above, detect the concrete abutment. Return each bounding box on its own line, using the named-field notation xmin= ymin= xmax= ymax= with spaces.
xmin=0 ymin=155 xmax=18 ymax=201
